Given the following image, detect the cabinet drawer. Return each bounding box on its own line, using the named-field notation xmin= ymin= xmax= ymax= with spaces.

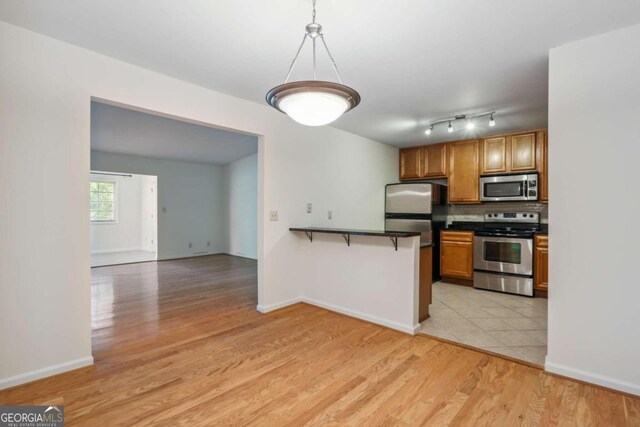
xmin=441 ymin=230 xmax=474 ymax=242
xmin=535 ymin=234 xmax=548 ymax=248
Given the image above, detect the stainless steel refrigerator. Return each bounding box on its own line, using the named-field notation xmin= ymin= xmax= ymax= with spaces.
xmin=385 ymin=182 xmax=448 ymax=281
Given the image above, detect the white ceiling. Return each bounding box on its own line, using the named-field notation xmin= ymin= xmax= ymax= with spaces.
xmin=2 ymin=1 xmax=640 ymax=147
xmin=91 ymin=102 xmax=258 ymax=165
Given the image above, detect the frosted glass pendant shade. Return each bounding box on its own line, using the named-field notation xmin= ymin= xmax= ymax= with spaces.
xmin=279 ymin=91 xmax=349 ymax=126
xmin=266 ymin=81 xmax=360 ymax=127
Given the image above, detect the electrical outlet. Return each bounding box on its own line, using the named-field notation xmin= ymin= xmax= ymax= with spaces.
xmin=306 ymin=203 xmax=312 ymax=213
xmin=162 ymin=207 xmax=167 ymax=213
xmin=188 ymin=242 xmax=193 ymax=248
xmin=207 ymin=241 xmax=211 ymax=247
xmin=269 ymin=210 xmax=279 ymax=221
xmin=328 ymin=210 xmax=332 ymax=219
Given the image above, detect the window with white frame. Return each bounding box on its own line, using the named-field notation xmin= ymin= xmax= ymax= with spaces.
xmin=90 ymin=180 xmax=117 ymax=222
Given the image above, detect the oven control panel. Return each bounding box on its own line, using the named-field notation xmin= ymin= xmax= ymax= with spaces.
xmin=485 ymin=212 xmax=539 ymax=223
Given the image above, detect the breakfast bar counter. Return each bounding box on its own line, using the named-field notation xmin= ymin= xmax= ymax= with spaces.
xmin=289 ymin=227 xmax=420 ymax=251
xmin=288 ymin=226 xmax=423 ymax=334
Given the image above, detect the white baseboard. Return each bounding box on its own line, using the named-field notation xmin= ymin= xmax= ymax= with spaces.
xmin=158 ymin=251 xmax=222 ymax=261
xmin=256 ymin=297 xmax=416 ymax=335
xmin=256 ymin=297 xmax=302 ymax=313
xmin=91 ymin=247 xmax=144 ymax=254
xmin=225 ymin=252 xmax=258 ymax=260
xmin=302 ymin=297 xmax=417 ymax=335
xmin=545 ymin=360 xmax=640 ymax=396
xmin=0 ymin=356 xmax=94 ymax=390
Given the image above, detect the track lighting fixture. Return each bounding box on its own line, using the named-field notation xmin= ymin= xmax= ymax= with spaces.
xmin=425 ymin=110 xmax=496 ymax=136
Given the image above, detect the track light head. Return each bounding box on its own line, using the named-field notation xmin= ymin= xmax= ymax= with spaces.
xmin=489 ymin=113 xmax=495 ymax=127
xmin=466 ymin=120 xmax=474 ymax=130
xmin=447 ymin=121 xmax=453 ymax=133
xmin=425 ymin=126 xmax=433 ymax=135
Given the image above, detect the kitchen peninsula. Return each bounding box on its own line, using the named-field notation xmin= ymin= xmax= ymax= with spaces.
xmin=289 ymin=226 xmax=432 ymax=334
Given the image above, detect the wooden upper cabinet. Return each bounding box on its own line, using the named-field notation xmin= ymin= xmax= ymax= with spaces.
xmin=422 ymin=143 xmax=448 ymax=178
xmin=481 ymin=137 xmax=507 ymax=174
xmin=539 ymin=131 xmax=549 ymax=203
xmin=399 ymin=147 xmax=422 ymax=180
xmin=448 ymin=140 xmax=480 ymax=204
xmin=510 ymin=133 xmax=537 ymax=172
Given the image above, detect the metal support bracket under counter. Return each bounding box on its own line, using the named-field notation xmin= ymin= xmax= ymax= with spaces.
xmin=289 ymin=227 xmax=421 ymax=251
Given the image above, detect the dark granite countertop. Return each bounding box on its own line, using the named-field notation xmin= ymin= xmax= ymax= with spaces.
xmin=446 ymin=221 xmax=548 ymax=235
xmin=534 ymin=224 xmax=549 ymax=235
xmin=290 ymin=227 xmax=421 ymax=238
xmin=445 ymin=221 xmax=484 ymax=231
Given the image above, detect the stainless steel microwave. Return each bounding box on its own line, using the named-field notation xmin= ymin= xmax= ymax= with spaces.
xmin=480 ymin=173 xmax=539 ymax=202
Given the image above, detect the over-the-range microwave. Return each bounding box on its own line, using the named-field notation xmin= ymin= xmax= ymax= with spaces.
xmin=480 ymin=173 xmax=539 ymax=202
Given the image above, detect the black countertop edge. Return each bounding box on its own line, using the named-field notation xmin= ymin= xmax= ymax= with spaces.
xmin=446 ymin=222 xmax=549 ymax=234
xmin=289 ymin=227 xmax=421 ymax=238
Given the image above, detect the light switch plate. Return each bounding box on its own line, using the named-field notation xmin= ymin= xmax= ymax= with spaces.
xmin=328 ymin=210 xmax=332 ymax=219
xmin=306 ymin=203 xmax=312 ymax=213
xmin=269 ymin=210 xmax=279 ymax=221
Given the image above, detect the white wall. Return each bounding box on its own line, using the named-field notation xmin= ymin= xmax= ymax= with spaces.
xmin=548 ymin=23 xmax=640 ymax=395
xmin=90 ymin=173 xmax=145 ymax=253
xmin=0 ymin=22 xmax=398 ymax=388
xmin=91 ymin=151 xmax=228 ymax=260
xmin=224 ymin=153 xmax=258 ymax=259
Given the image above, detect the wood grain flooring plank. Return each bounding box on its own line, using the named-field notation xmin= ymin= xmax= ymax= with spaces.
xmin=0 ymin=254 xmax=637 ymax=426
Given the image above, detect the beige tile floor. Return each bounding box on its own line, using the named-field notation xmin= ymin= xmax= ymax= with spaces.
xmin=420 ymin=282 xmax=547 ymax=365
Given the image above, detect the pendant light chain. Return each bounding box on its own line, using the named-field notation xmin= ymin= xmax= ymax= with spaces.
xmin=312 ymin=0 xmax=317 ymax=80
xmin=282 ymin=0 xmax=344 ymax=84
xmin=312 ymin=0 xmax=317 ymax=23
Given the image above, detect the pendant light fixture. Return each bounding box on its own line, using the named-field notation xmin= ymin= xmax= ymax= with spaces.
xmin=266 ymin=0 xmax=360 ymax=126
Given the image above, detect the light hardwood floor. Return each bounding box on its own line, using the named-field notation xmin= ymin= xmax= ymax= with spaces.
xmin=1 ymin=254 xmax=638 ymax=425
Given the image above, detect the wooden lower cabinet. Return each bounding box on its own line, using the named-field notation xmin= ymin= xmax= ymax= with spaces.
xmin=441 ymin=231 xmax=474 ymax=280
xmin=534 ymin=235 xmax=549 ymax=294
xmin=419 ymin=246 xmax=433 ymax=322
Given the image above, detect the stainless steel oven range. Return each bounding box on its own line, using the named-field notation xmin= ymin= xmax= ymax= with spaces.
xmin=473 ymin=212 xmax=540 ymax=297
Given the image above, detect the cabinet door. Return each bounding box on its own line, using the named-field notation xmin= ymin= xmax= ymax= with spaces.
xmin=441 ymin=240 xmax=473 ymax=279
xmin=419 ymin=246 xmax=433 ymax=322
xmin=399 ymin=147 xmax=422 ymax=180
xmin=539 ymin=131 xmax=548 ymax=203
xmin=510 ymin=133 xmax=537 ymax=171
xmin=448 ymin=140 xmax=480 ymax=204
xmin=422 ymin=143 xmax=448 ymax=178
xmin=481 ymin=137 xmax=507 ymax=174
xmin=534 ymin=235 xmax=549 ymax=291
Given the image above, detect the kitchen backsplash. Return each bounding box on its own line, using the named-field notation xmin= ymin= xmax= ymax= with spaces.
xmin=446 ymin=202 xmax=548 ymax=224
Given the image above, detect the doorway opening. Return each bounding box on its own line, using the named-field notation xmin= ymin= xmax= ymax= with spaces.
xmin=90 ymin=171 xmax=158 ymax=267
